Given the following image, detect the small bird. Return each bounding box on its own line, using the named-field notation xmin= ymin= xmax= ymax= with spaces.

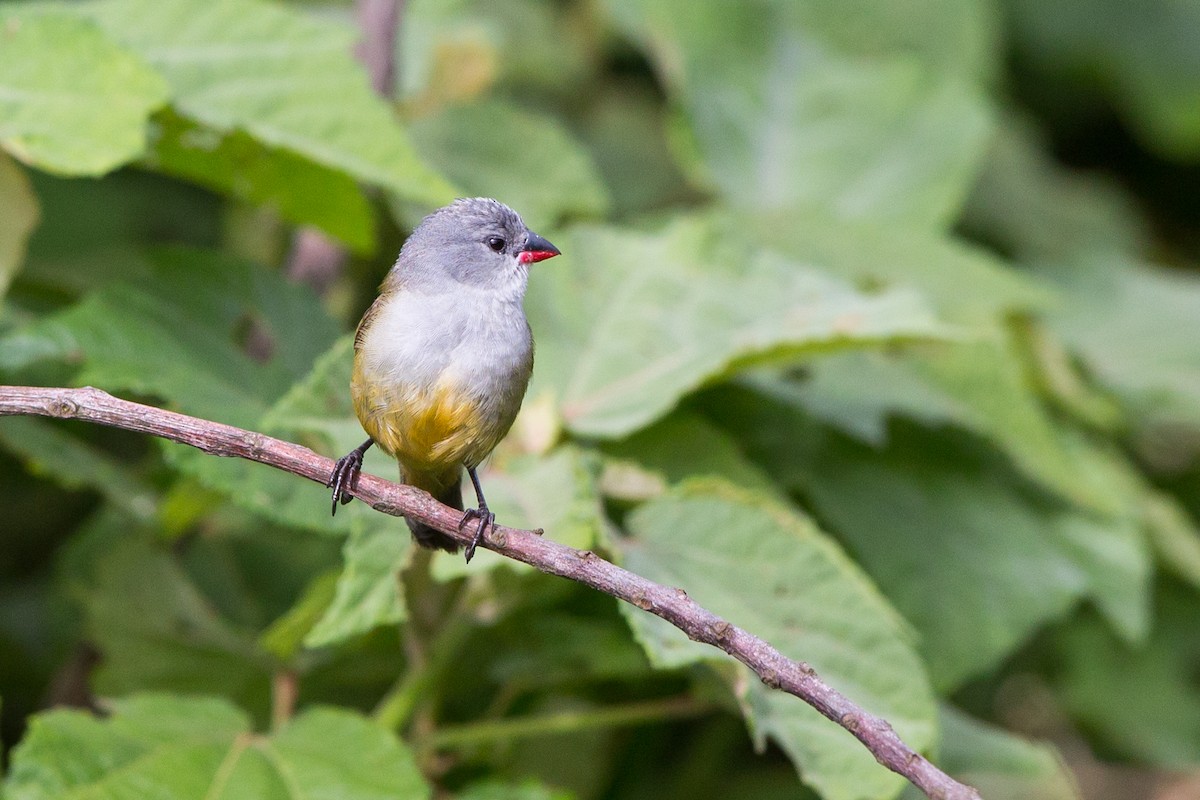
xmin=327 ymin=198 xmax=559 ymax=561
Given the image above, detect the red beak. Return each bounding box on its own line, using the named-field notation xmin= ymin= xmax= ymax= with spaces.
xmin=518 ymin=231 xmax=561 ymax=264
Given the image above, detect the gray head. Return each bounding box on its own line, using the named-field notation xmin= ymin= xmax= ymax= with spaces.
xmin=391 ymin=198 xmax=559 ymax=297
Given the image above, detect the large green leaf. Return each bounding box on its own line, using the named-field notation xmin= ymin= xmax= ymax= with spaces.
xmin=0 ymin=416 xmax=157 ymax=520
xmin=1050 ymin=585 xmax=1200 ymax=768
xmin=2 ymin=694 xmax=429 ymax=800
xmin=147 ymin=110 xmax=376 ymax=253
xmin=779 ymin=0 xmax=1002 ymax=80
xmin=80 ymin=537 xmax=274 ymax=717
xmin=618 ymin=480 xmax=936 ymax=800
xmin=605 ymin=0 xmax=994 ymax=227
xmin=717 ymin=410 xmax=1152 ymax=689
xmin=0 ymin=154 xmax=39 ymax=301
xmin=3 ymin=246 xmax=339 ymax=427
xmin=959 ymin=115 xmax=1149 ymax=263
xmin=899 ymin=707 xmax=1078 ymax=800
xmin=599 ymin=412 xmax=778 ymax=503
xmin=738 ymin=211 xmax=1053 ymax=326
xmin=909 ymin=338 xmax=1113 ymax=513
xmin=305 ymin=518 xmax=407 ymax=648
xmin=0 ymin=11 xmax=168 ymax=175
xmin=738 ymin=327 xmax=1133 ymax=518
xmin=526 ymin=213 xmax=943 ymax=438
xmin=79 ymin=0 xmax=455 ymax=207
xmin=409 ymin=100 xmax=610 ymax=225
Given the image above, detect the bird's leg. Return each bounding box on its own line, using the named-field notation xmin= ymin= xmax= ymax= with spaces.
xmin=459 ymin=466 xmax=496 ymax=563
xmin=328 ymin=438 xmax=374 ymax=515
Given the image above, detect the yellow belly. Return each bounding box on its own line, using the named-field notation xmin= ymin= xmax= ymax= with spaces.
xmin=351 ymin=359 xmax=489 ymax=491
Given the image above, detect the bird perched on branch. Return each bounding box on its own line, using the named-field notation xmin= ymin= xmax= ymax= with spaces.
xmin=328 ymin=198 xmax=560 ymax=561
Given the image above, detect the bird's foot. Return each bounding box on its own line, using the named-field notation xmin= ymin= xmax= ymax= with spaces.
xmin=459 ymin=505 xmax=496 ymax=563
xmin=328 ymin=451 xmax=365 ymax=515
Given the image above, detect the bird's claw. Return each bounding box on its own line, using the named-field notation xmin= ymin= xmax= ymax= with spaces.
xmin=459 ymin=506 xmax=495 ymax=562
xmin=328 ymin=450 xmax=365 ymax=515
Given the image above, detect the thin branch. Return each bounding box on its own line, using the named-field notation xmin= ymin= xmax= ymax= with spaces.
xmin=0 ymin=385 xmax=981 ymax=800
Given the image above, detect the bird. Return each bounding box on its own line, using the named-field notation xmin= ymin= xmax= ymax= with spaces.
xmin=326 ymin=198 xmax=560 ymax=561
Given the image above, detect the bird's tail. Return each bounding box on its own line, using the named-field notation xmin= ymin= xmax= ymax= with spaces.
xmin=404 ymin=473 xmax=462 ymax=553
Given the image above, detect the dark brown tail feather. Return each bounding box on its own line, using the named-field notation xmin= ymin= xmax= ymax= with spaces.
xmin=405 ymin=478 xmax=461 ymax=553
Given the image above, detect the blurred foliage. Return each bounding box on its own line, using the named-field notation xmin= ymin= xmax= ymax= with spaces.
xmin=1 ymin=0 xmax=1199 ymax=798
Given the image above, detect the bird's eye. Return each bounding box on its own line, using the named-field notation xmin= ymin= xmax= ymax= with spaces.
xmin=486 ymin=236 xmax=506 ymax=252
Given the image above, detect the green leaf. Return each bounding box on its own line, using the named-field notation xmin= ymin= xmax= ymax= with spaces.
xmin=81 ymin=538 xmax=275 ymax=717
xmin=80 ymin=0 xmax=456 ymax=207
xmin=3 ymin=696 xmax=246 ymax=800
xmin=0 ymin=11 xmax=168 ymax=175
xmin=755 ymin=419 xmax=1151 ymax=688
xmin=0 ymin=153 xmax=39 ymax=301
xmin=7 ymin=246 xmax=339 ymax=426
xmin=180 ymin=523 xmax=343 ymax=634
xmin=169 ymin=336 xmax=364 ymax=536
xmin=778 ymin=0 xmax=1002 ymax=80
xmin=900 ymin=707 xmax=1078 ymax=800
xmin=266 ymin=707 xmax=429 ymax=799
xmin=744 ymin=332 xmax=1131 ymax=518
xmin=5 ymin=167 xmax=220 ymax=305
xmin=409 ymin=100 xmax=610 ymax=225
xmin=147 ymin=110 xmax=376 ymax=254
xmin=605 ymin=0 xmax=994 ymax=227
xmin=485 ymin=613 xmax=651 ymax=689
xmin=0 ymin=416 xmax=157 ymax=520
xmin=5 ymin=244 xmax=343 ymax=536
xmin=526 ymin=213 xmax=944 ymax=438
xmin=1143 ymin=491 xmax=1200 ymax=590
xmin=600 ymin=412 xmax=779 ymax=498
xmin=1050 ymin=585 xmax=1200 ymax=768
xmin=305 ymin=519 xmax=408 ymax=648
xmin=911 ymin=338 xmax=1124 ymax=515
xmin=756 ymin=352 xmax=967 ymax=447
xmin=618 ymin=480 xmax=936 ymax=800
xmin=259 ymin=570 xmax=339 ymax=660
xmin=739 ymin=210 xmax=1053 ymax=326
xmin=2 ymin=694 xmax=430 ymax=800
xmin=959 ymin=114 xmax=1149 ymax=263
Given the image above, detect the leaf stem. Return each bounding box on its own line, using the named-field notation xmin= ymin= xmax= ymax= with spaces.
xmin=423 ymin=695 xmax=714 ymax=750
xmin=373 ymin=626 xmax=472 ymax=731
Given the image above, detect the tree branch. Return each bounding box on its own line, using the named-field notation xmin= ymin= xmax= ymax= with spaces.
xmin=0 ymin=385 xmax=981 ymax=800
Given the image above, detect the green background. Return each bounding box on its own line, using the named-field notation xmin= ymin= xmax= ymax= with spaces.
xmin=2 ymin=1 xmax=1200 ymax=798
